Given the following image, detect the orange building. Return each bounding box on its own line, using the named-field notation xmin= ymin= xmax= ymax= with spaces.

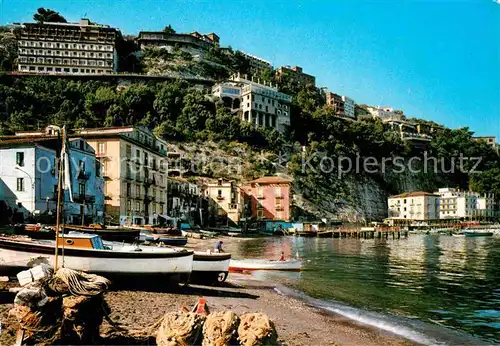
xmin=243 ymin=176 xmax=291 ymax=221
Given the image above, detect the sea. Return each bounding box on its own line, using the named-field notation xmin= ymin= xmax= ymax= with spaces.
xmin=224 ymin=234 xmax=500 ymax=344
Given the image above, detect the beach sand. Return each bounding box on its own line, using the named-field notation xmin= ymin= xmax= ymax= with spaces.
xmin=0 ymin=236 xmax=417 ymax=345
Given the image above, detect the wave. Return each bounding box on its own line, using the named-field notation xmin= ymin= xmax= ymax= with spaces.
xmin=274 ymin=284 xmax=484 ymax=345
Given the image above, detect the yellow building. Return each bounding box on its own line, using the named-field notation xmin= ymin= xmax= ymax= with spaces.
xmin=202 ymin=179 xmax=243 ymax=226
xmin=77 ymin=126 xmax=168 ymax=225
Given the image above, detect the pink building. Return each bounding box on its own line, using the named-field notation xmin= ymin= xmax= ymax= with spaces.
xmin=243 ymin=177 xmax=291 ymax=221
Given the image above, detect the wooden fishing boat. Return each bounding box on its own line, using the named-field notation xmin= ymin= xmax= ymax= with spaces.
xmin=191 ymin=252 xmax=231 ymax=284
xmin=139 ymin=230 xmax=188 ymax=246
xmin=0 ymin=234 xmax=193 ymax=277
xmin=63 ymin=224 xmax=140 ymax=242
xmin=229 ymin=259 xmax=302 ymax=272
xmin=13 ymin=224 xmax=68 ymax=240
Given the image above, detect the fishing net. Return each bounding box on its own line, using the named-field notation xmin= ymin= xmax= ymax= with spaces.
xmin=202 ymin=310 xmax=240 ymax=346
xmin=237 ymin=313 xmax=278 ymax=346
xmin=47 ymin=267 xmax=111 ymax=296
xmin=156 ymin=311 xmax=206 ymax=346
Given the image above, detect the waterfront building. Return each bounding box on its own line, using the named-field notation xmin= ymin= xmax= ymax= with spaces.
xmin=166 ymin=176 xmax=200 ymax=221
xmin=242 ymin=176 xmax=291 ymax=221
xmin=387 ymin=191 xmax=440 ymax=221
xmin=201 ymin=179 xmax=243 ymax=226
xmin=275 ymin=65 xmax=315 ymax=87
xmin=472 ymin=136 xmax=498 ymax=154
xmin=237 ymin=51 xmax=272 ymax=71
xmin=436 ymin=188 xmax=496 ymax=219
xmin=0 ymin=136 xmax=104 ymax=223
xmin=137 ymin=30 xmax=219 ymax=51
xmin=341 ymin=96 xmax=356 ymax=119
xmin=212 ymin=73 xmax=293 ymax=133
xmin=15 ymin=18 xmax=118 ymax=75
xmin=76 ymin=126 xmax=168 ymax=226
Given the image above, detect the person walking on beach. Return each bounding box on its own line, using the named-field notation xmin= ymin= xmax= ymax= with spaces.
xmin=215 ymin=240 xmax=224 ymax=253
xmin=279 ymin=251 xmax=285 ymax=261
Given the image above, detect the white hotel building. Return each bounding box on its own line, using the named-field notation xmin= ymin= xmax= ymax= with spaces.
xmin=212 ymin=73 xmax=293 ymax=133
xmin=16 ymin=19 xmax=118 ymax=75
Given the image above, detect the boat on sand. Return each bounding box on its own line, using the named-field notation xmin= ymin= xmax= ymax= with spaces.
xmin=229 ymin=259 xmax=302 ymax=272
xmin=63 ymin=224 xmax=140 ymax=242
xmin=191 ymin=252 xmax=231 ymax=283
xmin=0 ymin=233 xmax=193 ymax=277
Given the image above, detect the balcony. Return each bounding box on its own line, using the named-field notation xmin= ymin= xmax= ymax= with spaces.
xmin=74 ymin=194 xmax=96 ymax=204
xmin=216 ymin=195 xmax=225 ymax=200
xmin=144 ymin=178 xmax=154 ymax=186
xmin=257 ymin=195 xmax=265 ymax=200
xmin=275 ymin=195 xmax=284 ymax=199
xmin=125 ymin=173 xmax=134 ymax=181
xmin=275 ymin=205 xmax=284 ymax=211
xmin=229 ymin=203 xmax=238 ymax=210
xmin=135 ymin=175 xmax=142 ymax=183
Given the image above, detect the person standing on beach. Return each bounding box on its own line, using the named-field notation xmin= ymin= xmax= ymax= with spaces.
xmin=215 ymin=240 xmax=224 ymax=253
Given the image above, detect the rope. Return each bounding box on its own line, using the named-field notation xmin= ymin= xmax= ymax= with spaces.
xmin=48 ymin=268 xmax=110 ymax=296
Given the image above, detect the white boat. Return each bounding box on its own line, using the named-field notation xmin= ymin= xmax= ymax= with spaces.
xmin=191 ymin=252 xmax=231 ymax=283
xmin=0 ymin=234 xmax=193 ymax=277
xmin=229 ymin=259 xmax=302 ymax=272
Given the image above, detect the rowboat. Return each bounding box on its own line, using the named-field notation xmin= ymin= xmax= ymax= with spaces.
xmin=199 ymin=230 xmax=218 ymax=237
xmin=0 ymin=234 xmax=193 ymax=277
xmin=191 ymin=252 xmax=231 ymax=284
xmin=464 ymin=231 xmax=494 ymax=237
xmin=229 ymin=259 xmax=302 ymax=272
xmin=63 ymin=224 xmax=140 ymax=242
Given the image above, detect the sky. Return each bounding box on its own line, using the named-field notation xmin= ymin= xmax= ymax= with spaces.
xmin=1 ymin=0 xmax=499 ymax=138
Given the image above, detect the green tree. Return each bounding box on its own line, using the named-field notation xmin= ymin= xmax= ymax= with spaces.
xmin=33 ymin=8 xmax=67 ymax=23
xmin=163 ymin=25 xmax=176 ymax=34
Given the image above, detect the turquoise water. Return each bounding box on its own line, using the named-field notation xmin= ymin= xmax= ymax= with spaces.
xmin=225 ymin=235 xmax=500 ymax=343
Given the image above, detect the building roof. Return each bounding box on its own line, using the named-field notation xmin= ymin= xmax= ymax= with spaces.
xmin=248 ymin=176 xmax=292 ymax=184
xmin=390 ymin=191 xmax=439 ymax=198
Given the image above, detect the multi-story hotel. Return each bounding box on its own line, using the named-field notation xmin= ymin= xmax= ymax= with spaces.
xmin=237 ymin=51 xmax=272 ymax=71
xmin=341 ymin=96 xmax=356 ymax=119
xmin=325 ymin=92 xmax=345 ymax=116
xmin=76 ymin=126 xmax=168 ymax=225
xmin=242 ymin=176 xmax=291 ymax=221
xmin=0 ymin=134 xmax=104 ymax=224
xmin=436 ymin=188 xmax=496 ymax=219
xmin=137 ymin=30 xmax=219 ymax=51
xmin=212 ymin=73 xmax=293 ymax=133
xmin=387 ymin=191 xmax=440 ymax=221
xmin=275 ymin=65 xmax=315 ymax=87
xmin=473 ymin=136 xmax=498 ymax=154
xmin=366 ymin=106 xmax=404 ymax=121
xmin=15 ymin=18 xmax=118 ymax=75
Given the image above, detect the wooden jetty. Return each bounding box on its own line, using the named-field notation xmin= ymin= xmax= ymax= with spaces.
xmin=302 ymin=226 xmax=409 ymax=239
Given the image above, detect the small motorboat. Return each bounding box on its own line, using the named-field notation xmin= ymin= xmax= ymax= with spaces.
xmin=191 ymin=252 xmax=231 ymax=284
xmin=139 ymin=230 xmax=188 ymax=246
xmin=0 ymin=234 xmax=193 ymax=277
xmin=13 ymin=224 xmax=68 ymax=240
xmin=229 ymin=259 xmax=302 ymax=272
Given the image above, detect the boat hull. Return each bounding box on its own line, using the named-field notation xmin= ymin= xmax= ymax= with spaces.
xmin=191 ymin=252 xmax=231 ymax=283
xmin=0 ymin=239 xmax=193 ymax=276
xmin=229 ymin=259 xmax=301 ymax=272
xmin=464 ymin=232 xmax=493 ymax=237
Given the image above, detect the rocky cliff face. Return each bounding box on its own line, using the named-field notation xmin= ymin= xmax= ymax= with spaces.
xmin=167 ymin=141 xmax=431 ymax=222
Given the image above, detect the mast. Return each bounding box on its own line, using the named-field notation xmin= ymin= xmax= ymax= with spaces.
xmin=54 ymin=127 xmax=64 ymax=270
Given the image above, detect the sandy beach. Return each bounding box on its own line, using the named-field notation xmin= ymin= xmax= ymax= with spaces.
xmin=0 ymin=236 xmax=417 ymax=345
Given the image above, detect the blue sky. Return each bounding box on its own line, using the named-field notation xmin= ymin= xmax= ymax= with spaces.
xmin=1 ymin=0 xmax=499 ymax=138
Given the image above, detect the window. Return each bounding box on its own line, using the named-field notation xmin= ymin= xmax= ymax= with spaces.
xmin=257 ymin=186 xmax=263 ymax=198
xmin=16 ymin=152 xmax=24 ymax=166
xmin=136 ymin=185 xmax=140 ymax=197
xmin=276 ymin=211 xmax=282 ymax=219
xmin=126 ymin=144 xmax=132 ymax=157
xmin=16 ymin=178 xmax=24 ymax=191
xmin=144 ymin=152 xmax=149 ymax=166
xmin=275 ymin=186 xmax=281 ymax=197
xmin=97 ymin=142 xmax=105 ymax=155
xmin=95 ymin=160 xmax=101 ymax=177
xmin=136 ymin=201 xmax=140 ymax=212
xmin=78 ymin=160 xmax=85 ymax=172
xmin=127 ymin=183 xmax=131 ymax=197
xmin=136 ymin=149 xmax=140 ymax=161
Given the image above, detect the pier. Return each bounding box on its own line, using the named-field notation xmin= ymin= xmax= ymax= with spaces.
xmin=299 ymin=227 xmax=409 ymax=239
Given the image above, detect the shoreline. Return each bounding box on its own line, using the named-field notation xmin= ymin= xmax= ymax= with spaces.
xmin=0 ymin=274 xmax=416 ymax=346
